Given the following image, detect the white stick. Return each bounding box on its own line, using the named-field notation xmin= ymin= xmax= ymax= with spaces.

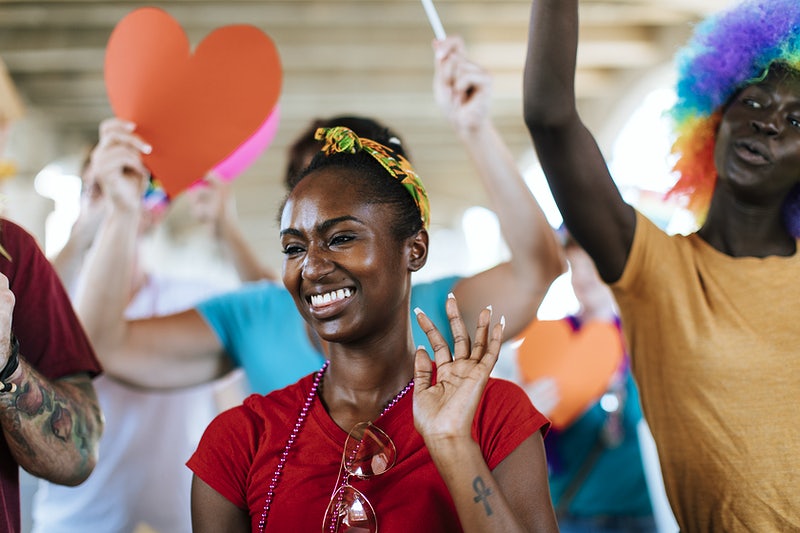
xmin=420 ymin=0 xmax=446 ymax=40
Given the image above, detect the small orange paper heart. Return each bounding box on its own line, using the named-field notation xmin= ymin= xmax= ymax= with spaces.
xmin=516 ymin=319 xmax=623 ymax=428
xmin=104 ymin=7 xmax=281 ymax=197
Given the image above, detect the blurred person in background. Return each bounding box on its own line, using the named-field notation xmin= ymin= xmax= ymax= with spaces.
xmin=31 ymin=120 xmax=275 ymax=533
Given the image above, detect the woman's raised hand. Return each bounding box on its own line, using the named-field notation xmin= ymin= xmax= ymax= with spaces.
xmin=412 ymin=293 xmax=504 ymax=446
xmin=433 ymin=36 xmax=493 ymax=135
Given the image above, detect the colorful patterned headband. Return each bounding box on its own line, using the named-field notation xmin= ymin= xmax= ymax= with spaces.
xmin=667 ymin=0 xmax=800 ymax=235
xmin=314 ymin=126 xmax=430 ymax=229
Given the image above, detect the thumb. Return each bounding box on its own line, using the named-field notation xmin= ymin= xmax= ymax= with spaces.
xmin=413 ymin=346 xmax=433 ymax=392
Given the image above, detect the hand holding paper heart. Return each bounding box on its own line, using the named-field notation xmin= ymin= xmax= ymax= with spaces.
xmin=516 ymin=318 xmax=624 ymax=428
xmin=104 ymin=7 xmax=282 ymax=198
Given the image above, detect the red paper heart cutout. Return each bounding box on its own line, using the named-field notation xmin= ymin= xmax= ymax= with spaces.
xmin=516 ymin=319 xmax=623 ymax=428
xmin=104 ymin=7 xmax=281 ymax=197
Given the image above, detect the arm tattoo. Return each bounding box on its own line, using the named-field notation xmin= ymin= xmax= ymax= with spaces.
xmin=0 ymin=360 xmax=101 ymax=483
xmin=472 ymin=475 xmax=494 ymax=516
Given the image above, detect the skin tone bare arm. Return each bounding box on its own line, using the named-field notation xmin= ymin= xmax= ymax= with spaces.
xmin=191 ymin=477 xmax=250 ymax=533
xmin=0 ymin=274 xmax=103 ymax=486
xmin=523 ymin=0 xmax=635 ymax=283
xmin=187 ymin=172 xmax=278 ymax=283
xmin=434 ymin=36 xmax=565 ymax=337
xmin=73 ymin=118 xmax=228 ymax=389
xmin=49 ymin=188 xmax=106 ymax=297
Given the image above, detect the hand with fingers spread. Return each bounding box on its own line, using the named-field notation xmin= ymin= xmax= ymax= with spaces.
xmin=187 ymin=121 xmax=558 ymax=533
xmin=412 ymin=293 xmax=504 ymax=445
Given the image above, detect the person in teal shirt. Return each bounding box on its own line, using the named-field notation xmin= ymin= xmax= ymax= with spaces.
xmin=507 ymin=235 xmax=654 ymax=531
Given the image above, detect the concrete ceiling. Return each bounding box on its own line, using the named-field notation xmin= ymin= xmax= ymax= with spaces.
xmin=1 ymin=0 xmax=733 ymax=269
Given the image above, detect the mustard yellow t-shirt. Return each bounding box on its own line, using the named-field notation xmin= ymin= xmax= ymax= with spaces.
xmin=611 ymin=211 xmax=799 ymax=532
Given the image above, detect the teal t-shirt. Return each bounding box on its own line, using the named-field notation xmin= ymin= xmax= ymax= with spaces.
xmin=547 ymin=319 xmax=652 ymax=518
xmin=549 ymin=372 xmax=652 ymax=517
xmin=196 ymin=276 xmax=460 ymax=395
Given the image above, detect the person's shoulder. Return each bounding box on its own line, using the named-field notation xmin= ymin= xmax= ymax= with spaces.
xmin=485 ymin=376 xmax=527 ymax=396
xmin=633 ymin=210 xmax=671 ymax=239
xmin=226 ymin=279 xmax=289 ymax=299
xmin=198 ymin=279 xmax=291 ymax=310
xmin=0 ymin=218 xmax=39 ymax=250
xmin=481 ymin=377 xmax=535 ymax=412
xmin=0 ymin=217 xmax=26 ymax=235
xmin=615 ymin=210 xmax=690 ymax=281
xmin=208 ymin=391 xmax=280 ymax=436
xmin=633 ymin=209 xmax=700 ymax=249
xmin=0 ymin=219 xmax=51 ymax=277
xmin=412 ymin=275 xmax=462 ymax=290
xmin=410 ymin=275 xmax=462 ymax=304
xmin=241 ymin=372 xmax=316 ymax=419
xmin=474 ymin=377 xmax=549 ymax=459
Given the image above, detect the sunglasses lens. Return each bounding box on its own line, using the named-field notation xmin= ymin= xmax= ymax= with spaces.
xmin=322 ymin=485 xmax=377 ymax=533
xmin=344 ymin=422 xmax=396 ymax=477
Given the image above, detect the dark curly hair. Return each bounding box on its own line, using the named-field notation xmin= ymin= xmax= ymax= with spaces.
xmin=281 ymin=128 xmax=424 ymax=242
xmin=284 ymin=115 xmax=409 ymax=189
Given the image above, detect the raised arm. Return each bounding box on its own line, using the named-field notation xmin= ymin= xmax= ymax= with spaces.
xmin=49 ymin=183 xmax=106 ymax=297
xmin=433 ymin=36 xmax=565 ymax=337
xmin=49 ymin=149 xmax=113 ymax=296
xmin=187 ymin=172 xmax=278 ymax=283
xmin=73 ymin=118 xmax=228 ymax=389
xmin=523 ymin=0 xmax=635 ymax=282
xmin=414 ymin=297 xmax=558 ymax=532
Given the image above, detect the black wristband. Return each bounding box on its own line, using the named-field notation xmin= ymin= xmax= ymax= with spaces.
xmin=0 ymin=333 xmax=20 ymax=393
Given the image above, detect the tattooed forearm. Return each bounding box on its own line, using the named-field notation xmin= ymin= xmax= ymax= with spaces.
xmin=472 ymin=476 xmax=494 ymax=516
xmin=0 ymin=357 xmax=102 ymax=485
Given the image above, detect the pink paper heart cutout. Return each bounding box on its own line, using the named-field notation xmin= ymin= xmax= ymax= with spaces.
xmin=213 ymin=104 xmax=281 ymax=181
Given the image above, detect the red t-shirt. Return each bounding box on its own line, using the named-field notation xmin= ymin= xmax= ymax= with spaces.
xmin=0 ymin=219 xmax=102 ymax=533
xmin=188 ymin=372 xmax=548 ymax=532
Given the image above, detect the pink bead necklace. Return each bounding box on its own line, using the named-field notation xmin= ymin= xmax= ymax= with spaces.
xmin=257 ymin=360 xmax=414 ymax=532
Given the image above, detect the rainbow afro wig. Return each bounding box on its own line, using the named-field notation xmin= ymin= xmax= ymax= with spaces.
xmin=667 ymin=0 xmax=800 ymax=236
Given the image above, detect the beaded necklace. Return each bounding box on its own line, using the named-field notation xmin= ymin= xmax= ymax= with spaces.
xmin=257 ymin=360 xmax=414 ymax=532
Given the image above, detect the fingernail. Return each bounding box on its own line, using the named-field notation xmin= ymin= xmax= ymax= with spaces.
xmin=123 ymin=121 xmax=136 ymax=131
xmin=417 ymin=345 xmax=426 ymax=351
xmin=142 ymin=144 xmax=152 ymax=154
xmin=414 ymin=307 xmax=424 ymax=315
xmin=500 ymin=315 xmax=506 ymax=331
xmin=447 ymin=292 xmax=455 ymax=299
xmin=486 ymin=304 xmax=492 ymax=312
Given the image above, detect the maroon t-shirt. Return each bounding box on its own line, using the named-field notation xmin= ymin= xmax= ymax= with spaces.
xmin=0 ymin=219 xmax=102 ymax=533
